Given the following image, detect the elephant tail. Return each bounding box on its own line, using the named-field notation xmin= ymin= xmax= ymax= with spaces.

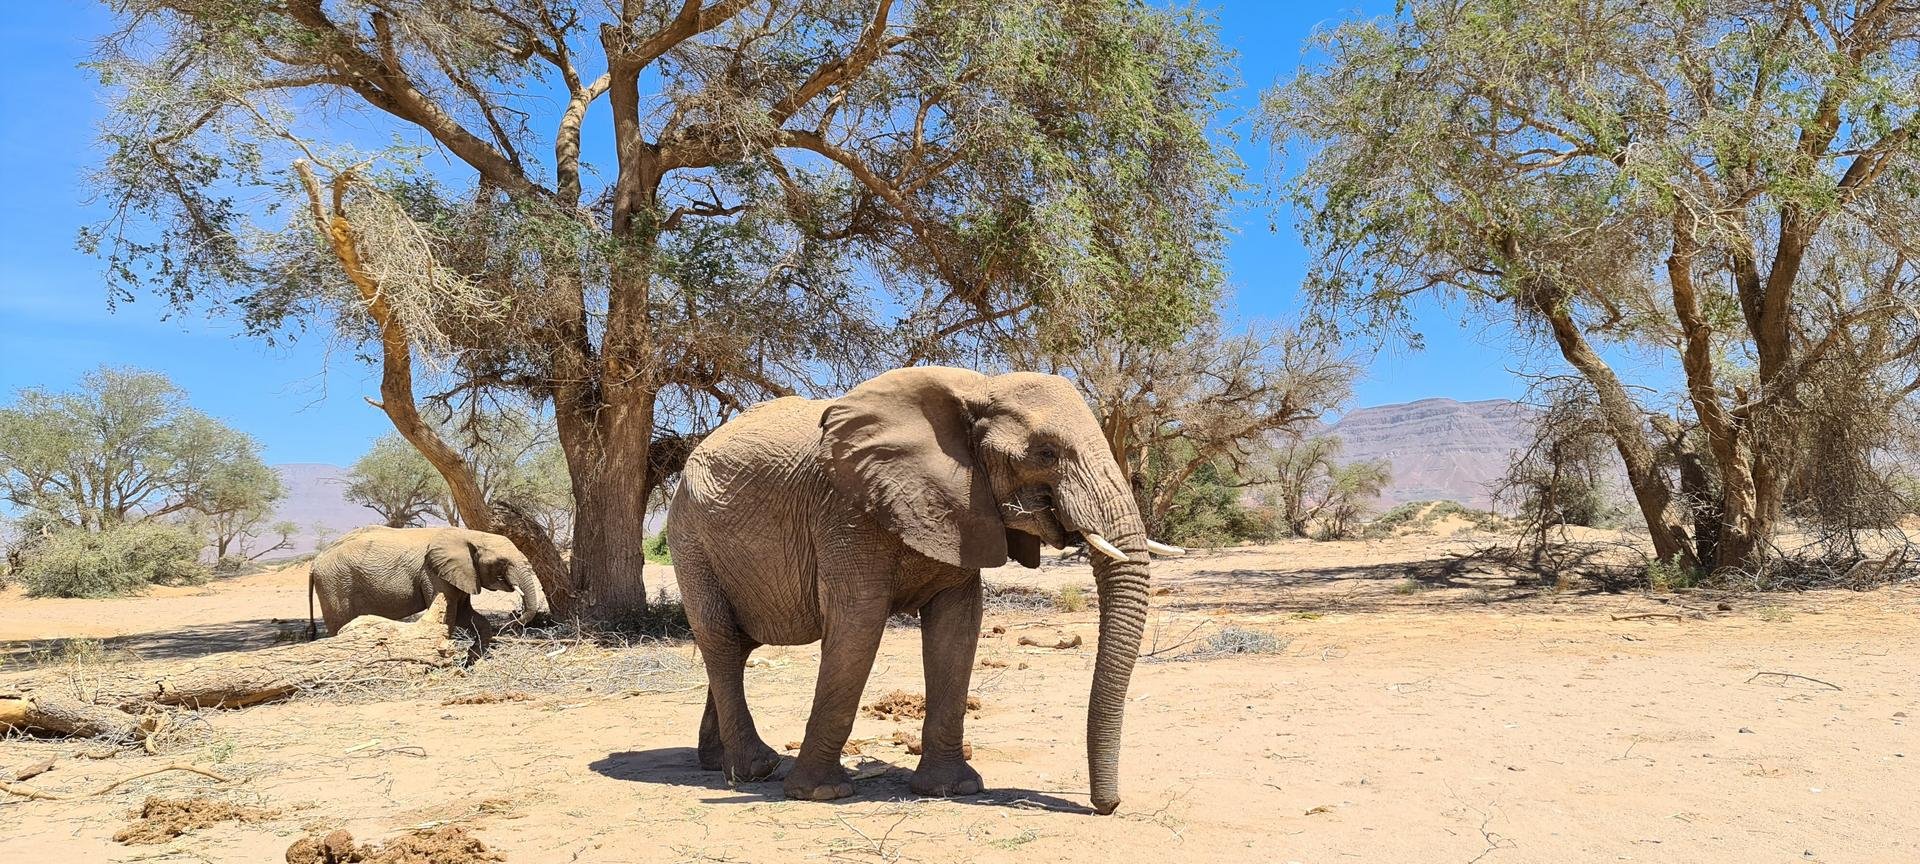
xmin=307 ymin=565 xmax=319 ymax=641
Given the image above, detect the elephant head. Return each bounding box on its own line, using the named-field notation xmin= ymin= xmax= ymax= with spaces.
xmin=424 ymin=528 xmax=552 ymax=626
xmin=821 ymin=366 xmax=1180 ymax=815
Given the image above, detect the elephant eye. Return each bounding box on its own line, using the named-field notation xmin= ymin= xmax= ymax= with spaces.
xmin=1032 ymin=444 xmax=1060 ymax=464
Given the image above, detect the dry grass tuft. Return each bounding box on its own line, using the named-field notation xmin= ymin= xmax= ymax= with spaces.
xmin=1169 ymin=626 xmax=1291 ymax=662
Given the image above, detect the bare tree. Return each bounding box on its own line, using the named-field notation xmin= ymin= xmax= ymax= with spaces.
xmin=1266 ymin=435 xmax=1389 ymax=539
xmin=1029 ymin=319 xmax=1356 ymax=536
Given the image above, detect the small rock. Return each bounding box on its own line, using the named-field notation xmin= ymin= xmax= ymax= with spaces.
xmin=1738 ymin=727 xmax=1754 ymax=734
xmin=1717 ymin=602 xmax=1733 ymax=611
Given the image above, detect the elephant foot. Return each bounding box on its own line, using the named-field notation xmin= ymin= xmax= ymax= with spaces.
xmin=909 ymin=759 xmax=984 ymax=798
xmin=721 ymin=742 xmax=782 ymax=782
xmin=783 ymin=761 xmax=855 ymax=801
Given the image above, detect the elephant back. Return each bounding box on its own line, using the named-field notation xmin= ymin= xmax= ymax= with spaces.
xmin=680 ymin=397 xmax=830 ymax=510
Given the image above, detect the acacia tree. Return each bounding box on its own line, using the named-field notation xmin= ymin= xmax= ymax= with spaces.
xmin=0 ymin=367 xmax=279 ymax=535
xmin=343 ymin=433 xmax=446 ymax=528
xmin=198 ymin=458 xmax=290 ymax=558
xmin=1268 ymin=0 xmax=1920 ymax=574
xmin=90 ymin=0 xmax=1235 ymax=616
xmin=1266 ymin=435 xmax=1390 ymax=539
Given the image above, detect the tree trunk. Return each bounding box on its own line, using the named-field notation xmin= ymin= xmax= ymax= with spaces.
xmin=1537 ymin=296 xmax=1696 ymax=568
xmin=569 ymin=448 xmax=654 ymax=617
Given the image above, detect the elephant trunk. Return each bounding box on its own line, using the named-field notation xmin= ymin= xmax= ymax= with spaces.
xmin=507 ymin=560 xmax=551 ymax=626
xmin=1059 ymin=461 xmax=1151 ymax=815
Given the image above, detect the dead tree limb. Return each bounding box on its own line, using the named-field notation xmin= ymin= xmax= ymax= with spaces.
xmin=1 ymin=598 xmax=463 ymax=745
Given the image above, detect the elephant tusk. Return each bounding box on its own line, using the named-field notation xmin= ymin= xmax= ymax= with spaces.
xmin=1145 ymin=539 xmax=1186 ymax=558
xmin=1082 ymin=533 xmax=1129 ymax=562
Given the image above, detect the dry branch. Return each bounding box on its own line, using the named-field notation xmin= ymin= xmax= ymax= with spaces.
xmin=1 ymin=598 xmax=463 ymax=744
xmin=0 ymin=763 xmax=230 ymax=801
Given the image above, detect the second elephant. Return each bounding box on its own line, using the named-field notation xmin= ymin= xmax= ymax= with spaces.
xmin=308 ymin=525 xmax=550 ymax=655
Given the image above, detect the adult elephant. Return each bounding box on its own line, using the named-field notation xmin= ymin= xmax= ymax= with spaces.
xmin=308 ymin=526 xmax=551 ymax=656
xmin=666 ymin=367 xmax=1182 ymax=815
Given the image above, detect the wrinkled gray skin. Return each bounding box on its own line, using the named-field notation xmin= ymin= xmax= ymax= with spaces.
xmin=308 ymin=526 xmax=550 ymax=656
xmin=667 ymin=367 xmax=1152 ymax=814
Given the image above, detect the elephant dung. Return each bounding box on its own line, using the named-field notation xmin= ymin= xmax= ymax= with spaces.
xmin=862 ymin=690 xmax=983 ymax=721
xmin=1016 ymin=633 xmax=1083 ymax=650
xmin=284 ymin=826 xmax=503 ymax=864
xmin=114 ymin=796 xmax=278 ymax=846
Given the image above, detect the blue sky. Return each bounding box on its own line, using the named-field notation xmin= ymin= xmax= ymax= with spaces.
xmin=2 ymin=3 xmax=1555 ymax=466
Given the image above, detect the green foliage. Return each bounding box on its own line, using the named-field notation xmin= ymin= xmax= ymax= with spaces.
xmin=1363 ymin=500 xmax=1507 ymax=538
xmin=344 ymin=434 xmax=448 ymax=528
xmin=643 ymin=533 xmax=672 ymax=566
xmin=1150 ymin=443 xmax=1277 ymax=547
xmin=86 ymin=0 xmax=1238 ymax=377
xmin=1266 ymin=435 xmax=1391 ymax=540
xmin=0 ymin=366 xmax=276 ymax=536
xmin=1266 ymin=0 xmax=1920 ymax=572
xmin=345 ymin=405 xmax=573 ymax=535
xmin=1644 ymin=553 xmax=1701 ymax=593
xmin=18 ymin=521 xmax=210 ymax=598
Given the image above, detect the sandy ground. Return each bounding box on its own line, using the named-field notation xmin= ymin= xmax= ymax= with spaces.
xmin=2 ymin=533 xmax=1916 ymax=863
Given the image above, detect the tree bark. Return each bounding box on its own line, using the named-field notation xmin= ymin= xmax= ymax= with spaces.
xmin=1536 ymin=293 xmax=1696 ymax=568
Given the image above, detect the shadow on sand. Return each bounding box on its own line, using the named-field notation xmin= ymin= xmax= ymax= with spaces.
xmin=589 ymin=747 xmax=1093 ymax=814
xmin=0 ymin=616 xmax=311 ymax=665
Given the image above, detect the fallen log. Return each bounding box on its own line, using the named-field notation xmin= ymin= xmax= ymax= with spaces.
xmin=1 ymin=597 xmax=463 ymax=745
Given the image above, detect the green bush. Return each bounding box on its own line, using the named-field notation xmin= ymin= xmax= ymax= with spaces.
xmin=18 ymin=521 xmax=209 ymax=598
xmin=1362 ymin=500 xmax=1507 ymax=538
xmin=643 ymin=533 xmax=672 ymax=565
xmin=1644 ymin=553 xmax=1701 ymax=592
xmin=1154 ymin=455 xmax=1279 ymax=547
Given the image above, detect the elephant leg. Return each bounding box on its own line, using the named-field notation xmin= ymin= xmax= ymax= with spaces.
xmin=448 ymin=594 xmax=490 ymax=663
xmin=785 ymin=596 xmax=889 ymax=802
xmin=910 ymin=572 xmax=985 ymax=797
xmin=698 ymin=639 xmax=759 ymax=772
xmin=696 ymin=623 xmax=781 ymax=782
xmin=468 ymin=607 xmax=495 ymax=655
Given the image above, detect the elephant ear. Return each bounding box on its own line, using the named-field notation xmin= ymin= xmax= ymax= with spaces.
xmin=425 ymin=535 xmax=482 ymax=596
xmin=820 ymin=367 xmax=1008 ymax=569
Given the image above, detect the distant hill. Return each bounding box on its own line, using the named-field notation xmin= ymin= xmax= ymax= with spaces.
xmin=264 ymin=463 xmax=390 ymax=558
xmin=1323 ymin=398 xmax=1537 ymax=510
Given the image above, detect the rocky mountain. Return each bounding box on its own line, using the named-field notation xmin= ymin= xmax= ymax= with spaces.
xmin=1323 ymin=398 xmax=1536 ymax=510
